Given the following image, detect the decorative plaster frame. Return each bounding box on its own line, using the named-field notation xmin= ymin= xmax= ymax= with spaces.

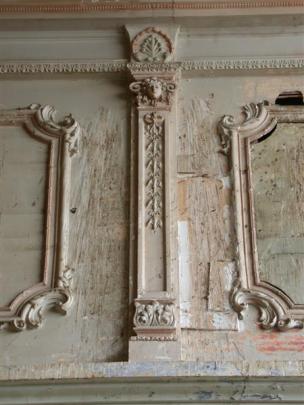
xmin=219 ymin=102 xmax=304 ymax=331
xmin=0 ymin=104 xmax=80 ymax=331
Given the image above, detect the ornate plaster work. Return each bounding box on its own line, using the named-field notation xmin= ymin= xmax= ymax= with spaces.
xmin=0 ymin=61 xmax=127 ymax=74
xmin=129 ymin=66 xmax=179 ymax=343
xmin=133 ymin=300 xmax=176 ymax=340
xmin=131 ymin=27 xmax=173 ymax=63
xmin=0 ymin=0 xmax=303 ymax=14
xmin=0 ymin=104 xmax=80 ymax=331
xmin=1 ymin=57 xmax=304 ymax=75
xmin=130 ymin=77 xmax=176 ymax=109
xmin=219 ymin=102 xmax=304 ymax=331
xmin=134 ymin=300 xmax=175 ymax=327
xmin=180 ymin=57 xmax=304 ymax=71
xmin=144 ymin=112 xmax=164 ymax=231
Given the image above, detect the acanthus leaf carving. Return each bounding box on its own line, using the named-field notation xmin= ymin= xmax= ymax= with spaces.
xmin=134 ymin=300 xmax=176 ymax=328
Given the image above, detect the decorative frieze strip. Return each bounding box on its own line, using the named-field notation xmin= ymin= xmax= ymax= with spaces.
xmin=181 ymin=57 xmax=304 ymax=71
xmin=0 ymin=0 xmax=303 ymax=14
xmin=143 ymin=112 xmax=165 ymax=231
xmin=0 ymin=61 xmax=127 ymax=74
xmin=2 ymin=57 xmax=304 ymax=75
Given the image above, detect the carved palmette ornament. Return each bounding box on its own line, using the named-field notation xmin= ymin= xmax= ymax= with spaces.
xmin=131 ymin=27 xmax=173 ymax=63
xmin=0 ymin=104 xmax=80 ymax=331
xmin=130 ymin=77 xmax=176 ymax=109
xmin=219 ymin=101 xmax=304 ymax=331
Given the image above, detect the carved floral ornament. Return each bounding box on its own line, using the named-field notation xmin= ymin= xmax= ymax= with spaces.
xmin=133 ymin=300 xmax=176 ymax=340
xmin=131 ymin=27 xmax=173 ymax=63
xmin=0 ymin=104 xmax=80 ymax=331
xmin=144 ymin=112 xmax=164 ymax=231
xmin=218 ymin=101 xmax=304 ymax=331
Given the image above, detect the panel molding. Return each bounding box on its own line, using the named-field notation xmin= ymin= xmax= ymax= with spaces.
xmin=219 ymin=102 xmax=304 ymax=331
xmin=0 ymin=104 xmax=80 ymax=331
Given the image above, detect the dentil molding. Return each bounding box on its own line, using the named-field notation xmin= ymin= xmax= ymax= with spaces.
xmin=1 ymin=57 xmax=304 ymax=75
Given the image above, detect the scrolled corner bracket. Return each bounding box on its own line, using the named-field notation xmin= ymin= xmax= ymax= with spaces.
xmin=218 ymin=101 xmax=271 ymax=156
xmin=230 ymin=279 xmax=304 ymax=331
xmin=2 ymin=267 xmax=74 ymax=332
xmin=30 ymin=104 xmax=81 ymax=157
xmin=131 ymin=27 xmax=173 ymax=63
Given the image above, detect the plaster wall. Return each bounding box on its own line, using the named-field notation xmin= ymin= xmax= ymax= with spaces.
xmin=0 ymin=6 xmax=304 ymax=388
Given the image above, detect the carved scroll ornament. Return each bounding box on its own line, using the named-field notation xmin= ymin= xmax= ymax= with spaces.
xmin=0 ymin=104 xmax=80 ymax=331
xmin=219 ymin=102 xmax=304 ymax=331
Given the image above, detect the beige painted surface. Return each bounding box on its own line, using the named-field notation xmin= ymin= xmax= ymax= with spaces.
xmin=252 ymin=123 xmax=304 ymax=304
xmin=0 ymin=126 xmax=47 ymax=307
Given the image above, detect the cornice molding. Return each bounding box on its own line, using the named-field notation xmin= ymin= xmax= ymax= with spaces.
xmin=0 ymin=1 xmax=303 ymax=14
xmin=1 ymin=377 xmax=304 ymax=403
xmin=1 ymin=57 xmax=304 ymax=74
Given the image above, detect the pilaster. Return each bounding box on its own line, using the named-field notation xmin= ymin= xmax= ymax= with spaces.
xmin=127 ymin=25 xmax=181 ymax=360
